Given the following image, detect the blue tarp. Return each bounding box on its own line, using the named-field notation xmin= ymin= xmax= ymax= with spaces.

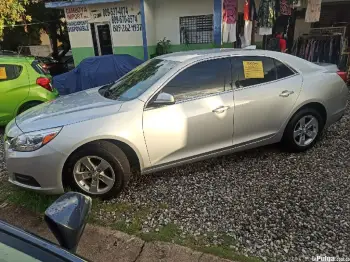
xmin=53 ymin=54 xmax=143 ymax=95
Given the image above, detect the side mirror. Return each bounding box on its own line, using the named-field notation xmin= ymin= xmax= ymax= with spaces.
xmin=44 ymin=192 xmax=92 ymax=252
xmin=152 ymin=92 xmax=175 ymax=106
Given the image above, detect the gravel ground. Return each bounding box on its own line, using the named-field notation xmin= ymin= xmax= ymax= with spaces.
xmin=0 ymin=128 xmax=5 ymax=174
xmin=1 ymin=95 xmax=349 ymax=262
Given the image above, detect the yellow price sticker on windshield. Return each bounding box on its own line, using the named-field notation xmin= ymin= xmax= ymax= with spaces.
xmin=0 ymin=67 xmax=7 ymax=80
xmin=243 ymin=61 xmax=264 ymax=79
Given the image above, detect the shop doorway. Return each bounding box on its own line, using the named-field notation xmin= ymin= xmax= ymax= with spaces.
xmin=90 ymin=23 xmax=113 ymax=56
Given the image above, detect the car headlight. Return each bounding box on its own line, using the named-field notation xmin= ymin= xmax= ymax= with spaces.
xmin=9 ymin=127 xmax=62 ymax=152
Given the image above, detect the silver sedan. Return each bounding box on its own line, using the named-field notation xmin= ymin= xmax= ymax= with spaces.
xmin=4 ymin=49 xmax=348 ymax=199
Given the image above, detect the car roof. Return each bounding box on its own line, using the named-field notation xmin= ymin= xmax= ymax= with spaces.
xmin=158 ymin=48 xmax=323 ymax=74
xmin=0 ymin=55 xmax=35 ymax=63
xmin=158 ymin=48 xmax=273 ymax=62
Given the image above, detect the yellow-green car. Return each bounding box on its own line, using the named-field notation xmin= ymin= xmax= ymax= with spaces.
xmin=0 ymin=56 xmax=59 ymax=126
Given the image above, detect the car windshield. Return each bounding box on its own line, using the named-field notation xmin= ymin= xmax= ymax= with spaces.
xmin=99 ymin=59 xmax=179 ymax=101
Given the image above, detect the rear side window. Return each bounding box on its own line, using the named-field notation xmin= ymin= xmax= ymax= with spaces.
xmin=31 ymin=60 xmax=48 ymax=75
xmin=0 ymin=64 xmax=23 ymax=81
xmin=275 ymin=60 xmax=295 ymax=79
xmin=232 ymin=56 xmax=277 ymax=88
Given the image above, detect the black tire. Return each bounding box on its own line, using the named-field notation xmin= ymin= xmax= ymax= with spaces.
xmin=18 ymin=101 xmax=42 ymax=115
xmin=64 ymin=141 xmax=131 ymax=199
xmin=282 ymin=107 xmax=325 ymax=152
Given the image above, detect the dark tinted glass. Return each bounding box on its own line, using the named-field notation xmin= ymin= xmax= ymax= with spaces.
xmin=100 ymin=59 xmax=179 ymax=101
xmin=275 ymin=60 xmax=295 ymax=79
xmin=232 ymin=56 xmax=277 ymax=88
xmin=162 ymin=58 xmax=232 ymax=101
xmin=31 ymin=60 xmax=48 ymax=75
xmin=0 ymin=64 xmax=22 ymax=81
xmin=0 ymin=231 xmax=65 ymax=262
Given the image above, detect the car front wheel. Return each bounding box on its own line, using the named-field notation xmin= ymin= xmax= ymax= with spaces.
xmin=64 ymin=141 xmax=131 ymax=199
xmin=283 ymin=108 xmax=324 ymax=152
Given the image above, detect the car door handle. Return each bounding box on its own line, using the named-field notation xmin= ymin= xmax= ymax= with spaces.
xmin=212 ymin=106 xmax=230 ymax=114
xmin=279 ymin=90 xmax=294 ymax=97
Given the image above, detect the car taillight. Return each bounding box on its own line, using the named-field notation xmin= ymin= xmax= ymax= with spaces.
xmin=36 ymin=77 xmax=53 ymax=92
xmin=337 ymin=71 xmax=348 ymax=83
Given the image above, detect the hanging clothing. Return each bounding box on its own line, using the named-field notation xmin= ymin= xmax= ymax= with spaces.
xmin=244 ymin=0 xmax=257 ymax=21
xmin=240 ymin=34 xmax=248 ymax=48
xmin=292 ymin=35 xmax=342 ymax=65
xmin=258 ymin=0 xmax=276 ymax=32
xmin=223 ymin=0 xmax=238 ymax=24
xmin=259 ymin=27 xmax=272 ymax=35
xmin=223 ymin=0 xmax=238 ymax=43
xmin=244 ymin=20 xmax=253 ymax=45
xmin=305 ymin=0 xmax=322 ymax=23
xmin=293 ymin=0 xmax=301 ymax=8
xmin=223 ymin=23 xmax=237 ymax=43
xmin=243 ymin=0 xmax=257 ymax=46
xmin=280 ymin=0 xmax=292 ymax=16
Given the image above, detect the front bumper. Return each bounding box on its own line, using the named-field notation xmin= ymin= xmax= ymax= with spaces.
xmin=5 ymin=140 xmax=66 ymax=195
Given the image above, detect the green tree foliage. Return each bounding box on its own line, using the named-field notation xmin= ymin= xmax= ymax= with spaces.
xmin=0 ymin=0 xmax=31 ymax=38
xmin=0 ymin=0 xmax=70 ymax=60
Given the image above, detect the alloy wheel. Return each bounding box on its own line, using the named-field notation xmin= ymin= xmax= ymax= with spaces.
xmin=293 ymin=115 xmax=319 ymax=147
xmin=73 ymin=156 xmax=115 ymax=195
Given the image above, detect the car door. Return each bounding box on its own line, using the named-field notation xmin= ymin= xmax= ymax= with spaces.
xmin=0 ymin=230 xmax=86 ymax=262
xmin=0 ymin=63 xmax=29 ymax=125
xmin=232 ymin=55 xmax=302 ymax=145
xmin=143 ymin=57 xmax=234 ymax=166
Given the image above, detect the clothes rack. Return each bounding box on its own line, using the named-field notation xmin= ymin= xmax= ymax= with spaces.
xmin=292 ymin=26 xmax=348 ymax=67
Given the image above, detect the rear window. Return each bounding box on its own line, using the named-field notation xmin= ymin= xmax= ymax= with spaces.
xmin=275 ymin=60 xmax=295 ymax=79
xmin=31 ymin=60 xmax=49 ymax=75
xmin=0 ymin=64 xmax=23 ymax=81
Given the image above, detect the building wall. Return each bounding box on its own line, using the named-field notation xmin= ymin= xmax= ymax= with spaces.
xmin=144 ymin=0 xmax=156 ymax=56
xmin=65 ymin=0 xmax=144 ymax=65
xmin=153 ymin=0 xmax=216 ymax=53
xmin=151 ymin=0 xmax=262 ymax=52
xmin=294 ymin=19 xmax=311 ymax=40
xmin=65 ymin=0 xmax=268 ymax=64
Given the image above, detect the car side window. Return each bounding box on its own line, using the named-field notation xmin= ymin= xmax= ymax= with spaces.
xmin=161 ymin=58 xmax=232 ymax=102
xmin=274 ymin=59 xmax=295 ymax=79
xmin=232 ymin=56 xmax=277 ymax=88
xmin=0 ymin=231 xmax=66 ymax=262
xmin=0 ymin=64 xmax=23 ymax=82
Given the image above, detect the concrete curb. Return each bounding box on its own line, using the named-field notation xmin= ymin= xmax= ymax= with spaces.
xmin=0 ymin=203 xmax=233 ymax=262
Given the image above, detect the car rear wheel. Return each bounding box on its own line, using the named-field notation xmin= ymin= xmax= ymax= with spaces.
xmin=64 ymin=141 xmax=131 ymax=199
xmin=283 ymin=108 xmax=324 ymax=152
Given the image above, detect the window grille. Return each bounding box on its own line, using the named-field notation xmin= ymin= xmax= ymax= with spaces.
xmin=180 ymin=15 xmax=213 ymax=44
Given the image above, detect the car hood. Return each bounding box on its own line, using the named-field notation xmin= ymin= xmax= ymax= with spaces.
xmin=16 ymin=88 xmax=123 ymax=133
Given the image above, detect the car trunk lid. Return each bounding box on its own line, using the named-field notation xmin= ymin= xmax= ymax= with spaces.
xmin=314 ymin=62 xmax=348 ymax=83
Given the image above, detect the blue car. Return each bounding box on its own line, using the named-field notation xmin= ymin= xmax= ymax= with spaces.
xmin=0 ymin=192 xmax=91 ymax=262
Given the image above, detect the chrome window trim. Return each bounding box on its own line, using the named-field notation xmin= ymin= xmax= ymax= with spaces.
xmin=144 ymin=89 xmax=234 ymax=111
xmin=234 ymin=74 xmax=299 ymax=92
xmin=143 ymin=54 xmax=300 ymax=109
xmin=144 ymin=55 xmax=234 ymax=110
xmin=232 ymin=55 xmax=299 ymax=91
